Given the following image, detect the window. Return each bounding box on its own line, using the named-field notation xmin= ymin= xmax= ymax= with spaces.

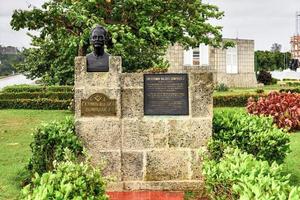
xmin=226 ymin=47 xmax=238 ymax=74
xmin=183 ymin=44 xmax=209 ymax=66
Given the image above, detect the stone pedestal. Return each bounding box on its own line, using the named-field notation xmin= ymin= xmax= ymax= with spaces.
xmin=75 ymin=56 xmax=213 ymax=192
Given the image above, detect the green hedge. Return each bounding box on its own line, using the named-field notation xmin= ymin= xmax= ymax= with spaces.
xmin=210 ymin=109 xmax=290 ymax=164
xmin=0 ymin=99 xmax=71 ymax=110
xmin=2 ymin=85 xmax=73 ymax=93
xmin=0 ymin=92 xmax=73 ymax=100
xmin=280 ymin=88 xmax=300 ymax=93
xmin=213 ymin=94 xmax=263 ymax=107
xmin=203 ymin=148 xmax=300 ymax=200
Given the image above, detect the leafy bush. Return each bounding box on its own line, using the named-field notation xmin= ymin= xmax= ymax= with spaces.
xmin=0 ymin=92 xmax=73 ymax=100
xmin=202 ymin=148 xmax=300 ymax=200
xmin=256 ymin=89 xmax=264 ymax=94
xmin=215 ymin=83 xmax=229 ymax=92
xmin=213 ymin=94 xmax=263 ymax=107
xmin=0 ymin=99 xmax=70 ymax=110
xmin=28 ymin=118 xmax=83 ymax=174
xmin=280 ymin=88 xmax=300 ymax=93
xmin=247 ymin=92 xmax=300 ymax=131
xmin=2 ymin=85 xmax=73 ymax=93
xmin=257 ymin=70 xmax=273 ymax=85
xmin=210 ymin=109 xmax=290 ymax=163
xmin=21 ymin=161 xmax=108 ymax=200
xmin=286 ymin=82 xmax=300 ymax=87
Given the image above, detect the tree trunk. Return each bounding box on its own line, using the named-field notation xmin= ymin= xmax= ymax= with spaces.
xmin=77 ymin=44 xmax=89 ymax=56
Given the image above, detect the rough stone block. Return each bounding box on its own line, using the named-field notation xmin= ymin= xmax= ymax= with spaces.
xmin=122 ymin=151 xmax=144 ymax=181
xmin=75 ymin=118 xmax=121 ymax=150
xmin=191 ymin=149 xmax=203 ymax=180
xmin=122 ymin=119 xmax=168 ymax=150
xmin=145 ymin=150 xmax=190 ymax=181
xmin=88 ymin=150 xmax=122 ymax=181
xmin=168 ymin=118 xmax=212 ymax=148
xmin=120 ymin=73 xmax=143 ymax=89
xmin=121 ymin=89 xmax=143 ymax=118
xmin=189 ymin=73 xmax=213 ymax=118
xmin=123 ymin=180 xmax=204 ymax=192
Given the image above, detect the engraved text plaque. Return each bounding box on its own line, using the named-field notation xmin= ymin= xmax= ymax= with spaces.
xmin=144 ymin=74 xmax=189 ymax=115
xmin=81 ymin=93 xmax=116 ymax=116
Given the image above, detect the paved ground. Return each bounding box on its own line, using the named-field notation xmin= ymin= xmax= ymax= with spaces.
xmin=0 ymin=74 xmax=37 ymax=90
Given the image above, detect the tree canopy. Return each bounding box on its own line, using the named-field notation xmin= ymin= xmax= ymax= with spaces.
xmin=255 ymin=50 xmax=291 ymax=72
xmin=11 ymin=0 xmax=229 ymax=85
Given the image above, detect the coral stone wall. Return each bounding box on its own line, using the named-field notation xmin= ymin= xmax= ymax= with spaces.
xmin=75 ymin=56 xmax=213 ymax=192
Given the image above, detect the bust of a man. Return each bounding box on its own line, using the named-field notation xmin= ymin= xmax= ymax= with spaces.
xmin=86 ymin=25 xmax=110 ymax=72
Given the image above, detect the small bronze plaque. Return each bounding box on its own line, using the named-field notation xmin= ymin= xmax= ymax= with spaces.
xmin=144 ymin=74 xmax=189 ymax=115
xmin=81 ymin=93 xmax=116 ymax=116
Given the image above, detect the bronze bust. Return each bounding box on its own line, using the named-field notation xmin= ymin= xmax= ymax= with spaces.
xmin=86 ymin=25 xmax=110 ymax=72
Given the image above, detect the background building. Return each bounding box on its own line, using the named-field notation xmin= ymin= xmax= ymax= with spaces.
xmin=165 ymin=39 xmax=257 ymax=88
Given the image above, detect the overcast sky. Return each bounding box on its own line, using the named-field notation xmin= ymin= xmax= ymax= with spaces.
xmin=0 ymin=0 xmax=299 ymax=51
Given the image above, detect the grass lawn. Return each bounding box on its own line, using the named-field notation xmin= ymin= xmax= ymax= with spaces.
xmin=0 ymin=109 xmax=72 ymax=200
xmin=214 ymin=85 xmax=298 ymax=97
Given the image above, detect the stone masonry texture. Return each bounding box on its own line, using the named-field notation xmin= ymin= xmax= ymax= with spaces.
xmin=75 ymin=56 xmax=213 ymax=192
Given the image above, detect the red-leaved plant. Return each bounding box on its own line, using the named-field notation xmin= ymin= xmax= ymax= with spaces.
xmin=247 ymin=92 xmax=300 ymax=131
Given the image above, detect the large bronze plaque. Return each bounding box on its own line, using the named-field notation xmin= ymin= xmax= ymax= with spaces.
xmin=81 ymin=93 xmax=116 ymax=116
xmin=144 ymin=74 xmax=189 ymax=115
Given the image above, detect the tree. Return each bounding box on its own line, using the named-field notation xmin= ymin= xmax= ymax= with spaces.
xmin=271 ymin=43 xmax=282 ymax=52
xmin=255 ymin=50 xmax=291 ymax=72
xmin=11 ymin=0 xmax=230 ymax=85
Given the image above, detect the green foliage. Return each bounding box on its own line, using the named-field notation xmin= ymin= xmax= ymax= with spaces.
xmin=257 ymin=70 xmax=273 ymax=85
xmin=11 ymin=0 xmax=231 ymax=85
xmin=0 ymin=53 xmax=23 ymax=76
xmin=2 ymin=85 xmax=73 ymax=93
xmin=21 ymin=160 xmax=108 ymax=200
xmin=215 ymin=83 xmax=229 ymax=92
xmin=0 ymin=92 xmax=73 ymax=100
xmin=255 ymin=50 xmax=291 ymax=72
xmin=286 ymin=82 xmax=300 ymax=87
xmin=28 ymin=118 xmax=83 ymax=174
xmin=210 ymin=109 xmax=290 ymax=163
xmin=280 ymin=88 xmax=300 ymax=93
xmin=0 ymin=99 xmax=70 ymax=110
xmin=213 ymin=94 xmax=262 ymax=107
xmin=256 ymin=89 xmax=264 ymax=94
xmin=202 ymin=148 xmax=300 ymax=200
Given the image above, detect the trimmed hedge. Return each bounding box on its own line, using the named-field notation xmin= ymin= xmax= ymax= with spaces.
xmin=280 ymin=88 xmax=300 ymax=93
xmin=210 ymin=109 xmax=290 ymax=164
xmin=0 ymin=92 xmax=73 ymax=100
xmin=0 ymin=99 xmax=71 ymax=110
xmin=213 ymin=94 xmax=263 ymax=107
xmin=2 ymin=85 xmax=73 ymax=93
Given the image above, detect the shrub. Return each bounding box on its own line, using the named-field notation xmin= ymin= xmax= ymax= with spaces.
xmin=202 ymin=148 xmax=300 ymax=200
xmin=213 ymin=94 xmax=263 ymax=107
xmin=21 ymin=161 xmax=108 ymax=200
xmin=286 ymin=82 xmax=300 ymax=87
xmin=0 ymin=99 xmax=71 ymax=110
xmin=28 ymin=118 xmax=83 ymax=174
xmin=210 ymin=109 xmax=290 ymax=163
xmin=257 ymin=70 xmax=273 ymax=85
xmin=280 ymin=88 xmax=300 ymax=93
xmin=256 ymin=89 xmax=264 ymax=94
xmin=2 ymin=85 xmax=73 ymax=93
xmin=215 ymin=83 xmax=229 ymax=92
xmin=0 ymin=92 xmax=73 ymax=100
xmin=247 ymin=92 xmax=300 ymax=131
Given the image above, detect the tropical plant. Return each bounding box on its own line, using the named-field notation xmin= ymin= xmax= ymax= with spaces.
xmin=11 ymin=0 xmax=231 ymax=85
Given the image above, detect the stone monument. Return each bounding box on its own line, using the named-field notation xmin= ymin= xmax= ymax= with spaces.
xmin=75 ymin=26 xmax=213 ymax=192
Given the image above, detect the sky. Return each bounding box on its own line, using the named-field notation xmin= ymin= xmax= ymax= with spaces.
xmin=0 ymin=0 xmax=300 ymax=51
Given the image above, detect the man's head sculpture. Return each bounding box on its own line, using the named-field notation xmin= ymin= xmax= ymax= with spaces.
xmin=90 ymin=26 xmax=108 ymax=50
xmin=86 ymin=25 xmax=110 ymax=72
